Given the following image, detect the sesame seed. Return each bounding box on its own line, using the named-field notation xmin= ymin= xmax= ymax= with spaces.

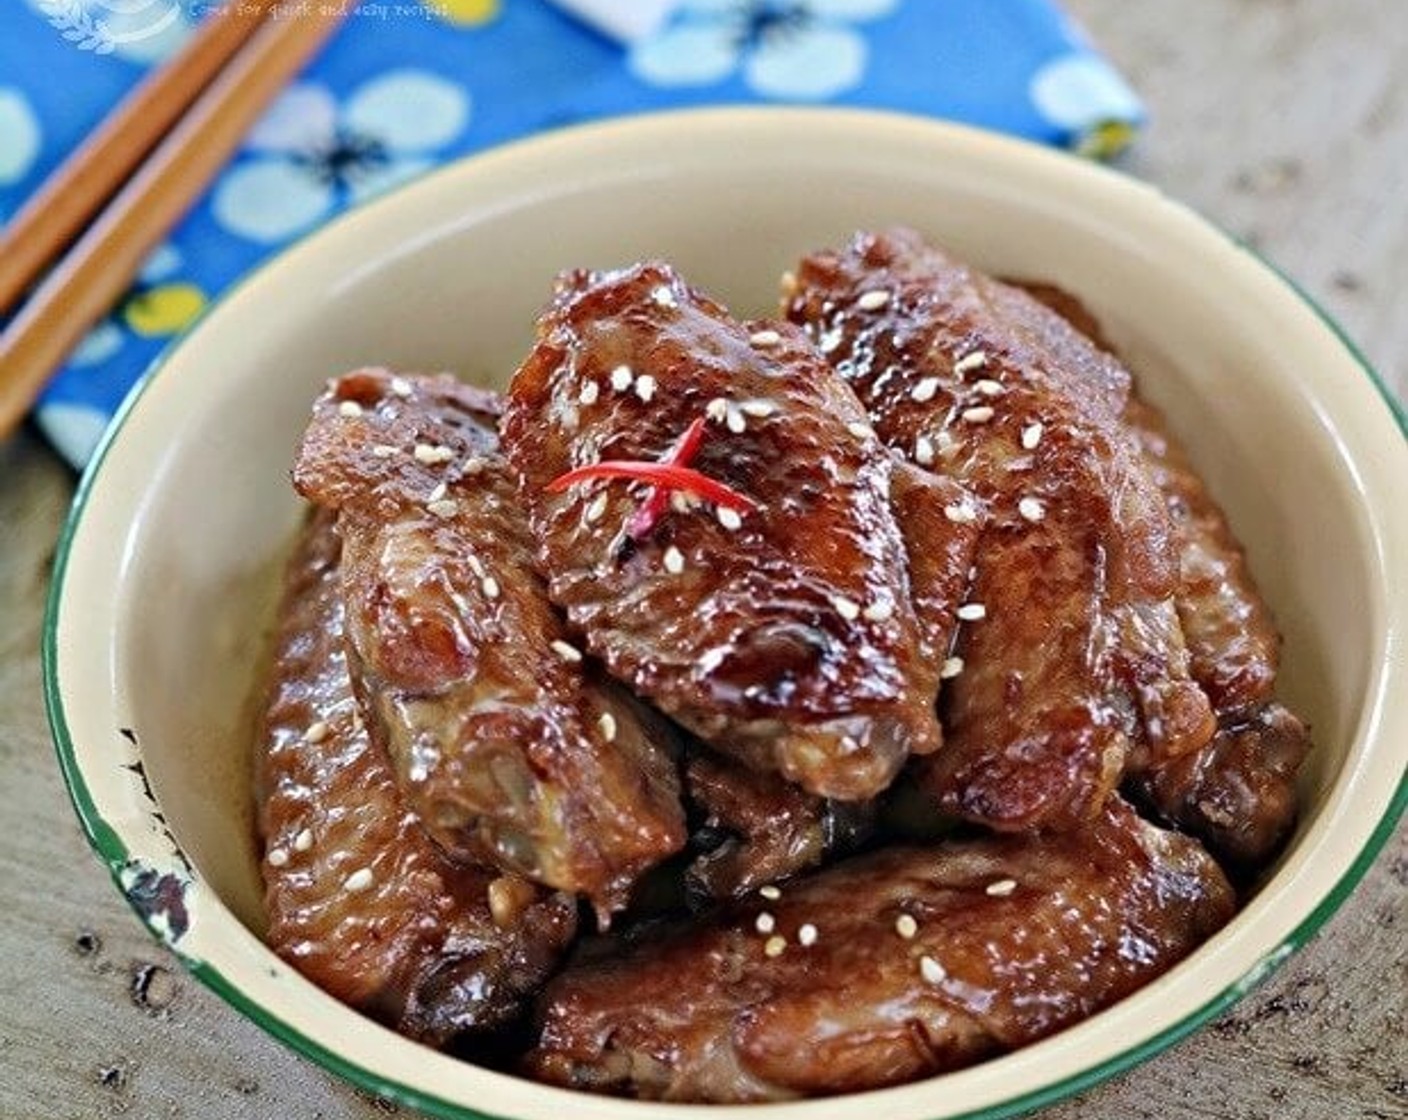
xmin=911 ymin=377 xmax=940 ymax=403
xmin=920 ymin=955 xmax=947 ymax=985
xmin=957 ymin=603 xmax=987 ymax=621
xmin=750 ymin=328 xmax=782 ymax=347
xmin=663 ymin=546 xmax=685 ymax=574
xmin=759 ymin=885 xmax=782 ymax=901
xmin=371 ymin=444 xmax=399 ymax=458
xmin=986 ymin=878 xmax=1018 ymax=897
xmin=895 ymin=913 xmax=918 ymax=939
xmin=914 ymin=435 xmax=936 ymax=466
xmin=463 ymin=457 xmax=486 ymax=475
xmin=481 ymin=576 xmax=501 ymax=600
xmin=857 ymin=288 xmax=891 ymax=311
xmin=847 ymin=421 xmax=875 ymax=440
xmin=428 ymin=498 xmax=459 ymax=519
xmin=763 ymin=935 xmax=787 ymax=958
xmin=706 ymin=396 xmax=730 ymax=422
xmin=304 ymin=721 xmax=329 ymax=744
xmin=953 ymin=350 xmax=988 ymax=376
xmin=579 ymin=380 xmax=600 ymax=405
xmin=936 ymin=430 xmax=959 ymax=457
xmin=337 ymin=400 xmax=363 ymax=418
xmin=585 ymin=493 xmax=609 ymax=523
xmin=389 ymin=377 xmax=413 ymax=398
xmin=467 ymin=554 xmax=486 ymax=579
xmin=550 ymin=639 xmax=583 ymax=663
xmin=974 ymin=378 xmax=1005 ymax=397
xmin=831 ymin=595 xmax=861 ymax=621
xmin=634 ymin=374 xmax=657 ymax=403
xmin=863 ymin=600 xmax=894 ymax=623
xmin=717 ymin=507 xmax=743 ymax=531
xmin=1021 ymin=422 xmax=1044 ymax=450
xmin=726 ymin=407 xmax=747 ymax=434
xmin=740 ymin=400 xmax=776 ymax=418
xmin=652 ymin=284 xmax=677 ymax=308
xmin=755 ymin=912 xmax=776 ymax=934
xmin=944 ymin=502 xmax=977 ymax=524
xmin=840 ymin=735 xmax=861 ymax=754
xmin=598 ymin=712 xmax=617 ymax=742
xmin=267 ymin=848 xmax=289 ymax=867
xmin=961 ymin=406 xmax=995 ymax=423
xmin=608 ymin=366 xmax=632 ymax=393
xmin=1018 ymin=497 xmax=1046 ymax=522
xmin=293 ymin=828 xmax=314 ymax=852
xmin=343 ymin=867 xmax=374 ymax=892
xmin=798 ymin=923 xmax=819 ymax=946
xmin=427 ymin=481 xmax=448 ymax=502
xmin=414 ymin=443 xmax=455 ymax=465
xmin=940 ymin=656 xmax=965 ymax=679
xmin=670 ymin=491 xmax=692 ymax=514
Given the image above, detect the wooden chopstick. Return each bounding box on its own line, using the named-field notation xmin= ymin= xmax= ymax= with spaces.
xmin=0 ymin=0 xmax=277 ymax=316
xmin=0 ymin=10 xmax=345 ymax=441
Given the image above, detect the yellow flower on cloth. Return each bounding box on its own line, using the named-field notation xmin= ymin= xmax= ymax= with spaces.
xmin=427 ymin=0 xmax=502 ymax=27
xmin=69 ymin=244 xmax=205 ymax=369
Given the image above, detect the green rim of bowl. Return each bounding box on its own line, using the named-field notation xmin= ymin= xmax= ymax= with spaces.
xmin=41 ymin=108 xmax=1408 ymax=1120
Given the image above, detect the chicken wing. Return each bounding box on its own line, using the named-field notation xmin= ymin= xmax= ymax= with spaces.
xmin=292 ymin=370 xmax=686 ymax=916
xmin=683 ymin=749 xmax=875 ymax=902
xmin=786 ymin=229 xmax=1214 ymax=830
xmin=504 ymin=264 xmax=973 ymax=800
xmin=254 ymin=510 xmax=577 ymax=1045
xmin=524 ymin=796 xmax=1234 ymax=1101
xmin=1011 ymin=284 xmax=1311 ymax=872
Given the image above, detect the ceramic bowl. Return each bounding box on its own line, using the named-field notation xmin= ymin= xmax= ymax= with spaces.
xmin=45 ymin=109 xmax=1408 ymax=1120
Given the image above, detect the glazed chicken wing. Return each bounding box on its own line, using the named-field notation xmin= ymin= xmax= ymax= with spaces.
xmin=254 ymin=511 xmax=577 ymax=1044
xmin=683 ymin=750 xmax=875 ymax=902
xmin=1013 ymin=285 xmax=1312 ymax=872
xmin=293 ymin=370 xmax=686 ymax=916
xmin=524 ymin=796 xmax=1234 ymax=1102
xmin=503 ymin=264 xmax=975 ymax=800
xmin=785 ymin=229 xmax=1215 ymax=830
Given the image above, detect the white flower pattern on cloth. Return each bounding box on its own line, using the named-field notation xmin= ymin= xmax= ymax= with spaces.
xmin=630 ymin=0 xmax=899 ymax=101
xmin=1029 ymin=53 xmax=1141 ymax=133
xmin=0 ymin=87 xmax=42 ymax=189
xmin=211 ymin=71 xmax=471 ymax=245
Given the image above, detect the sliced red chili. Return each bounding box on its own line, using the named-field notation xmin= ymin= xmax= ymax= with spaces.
xmin=626 ymin=417 xmax=708 ymax=538
xmin=547 ymin=461 xmax=756 ymax=513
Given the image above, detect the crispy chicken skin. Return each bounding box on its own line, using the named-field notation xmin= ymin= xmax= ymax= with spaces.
xmin=503 ymin=263 xmax=973 ymax=800
xmin=785 ymin=229 xmax=1215 ymax=830
xmin=684 ymin=750 xmax=875 ymax=902
xmin=524 ymin=796 xmax=1235 ymax=1102
xmin=254 ymin=510 xmax=577 ymax=1044
xmin=293 ymin=370 xmax=686 ymax=915
xmin=1013 ymin=284 xmax=1312 ymax=871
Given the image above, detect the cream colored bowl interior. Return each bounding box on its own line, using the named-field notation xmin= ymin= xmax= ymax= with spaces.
xmin=51 ymin=110 xmax=1408 ymax=1120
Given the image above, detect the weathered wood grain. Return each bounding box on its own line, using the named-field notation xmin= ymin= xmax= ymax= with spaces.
xmin=0 ymin=2 xmax=1402 ymax=1115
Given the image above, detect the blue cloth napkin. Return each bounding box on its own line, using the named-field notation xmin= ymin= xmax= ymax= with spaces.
xmin=0 ymin=0 xmax=1142 ymax=468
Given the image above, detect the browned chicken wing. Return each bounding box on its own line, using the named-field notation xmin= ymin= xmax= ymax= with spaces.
xmin=786 ymin=229 xmax=1215 ymax=830
xmin=684 ymin=750 xmax=875 ymax=902
xmin=524 ymin=796 xmax=1234 ymax=1102
xmin=254 ymin=510 xmax=577 ymax=1045
xmin=292 ymin=370 xmax=685 ymax=916
xmin=1013 ymin=285 xmax=1312 ymax=872
xmin=503 ymin=263 xmax=974 ymax=800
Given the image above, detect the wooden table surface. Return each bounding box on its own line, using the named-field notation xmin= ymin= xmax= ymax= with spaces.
xmin=1 ymin=2 xmax=1404 ymax=1117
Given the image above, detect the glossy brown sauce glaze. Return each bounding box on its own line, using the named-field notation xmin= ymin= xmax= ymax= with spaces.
xmin=504 ymin=263 xmax=977 ymax=800
xmin=524 ymin=797 xmax=1235 ymax=1102
xmin=293 ymin=370 xmax=685 ymax=917
xmin=786 ymin=229 xmax=1216 ymax=831
xmin=254 ymin=510 xmax=577 ymax=1044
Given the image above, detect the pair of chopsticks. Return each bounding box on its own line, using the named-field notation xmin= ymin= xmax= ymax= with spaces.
xmin=0 ymin=4 xmax=345 ymax=441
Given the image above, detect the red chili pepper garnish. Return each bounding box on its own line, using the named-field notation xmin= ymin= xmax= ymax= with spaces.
xmin=547 ymin=461 xmax=755 ymax=512
xmin=626 ymin=417 xmax=707 ymax=538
